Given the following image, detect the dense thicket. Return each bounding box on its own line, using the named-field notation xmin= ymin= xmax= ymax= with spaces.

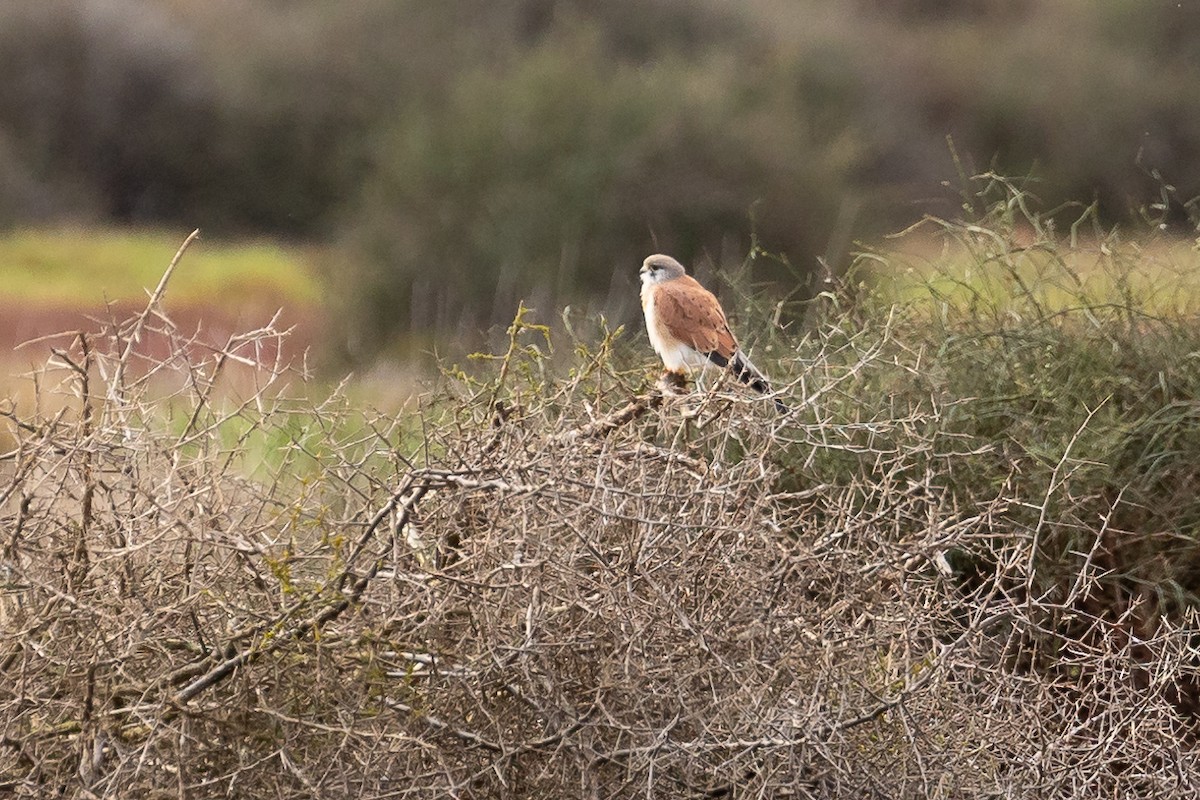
xmin=5 ymin=211 xmax=1200 ymax=797
xmin=2 ymin=0 xmax=1199 ymax=355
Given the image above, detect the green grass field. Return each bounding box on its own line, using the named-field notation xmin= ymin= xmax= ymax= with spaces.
xmin=0 ymin=226 xmax=320 ymax=307
xmin=0 ymin=226 xmax=330 ymax=413
xmin=870 ymin=227 xmax=1200 ymax=318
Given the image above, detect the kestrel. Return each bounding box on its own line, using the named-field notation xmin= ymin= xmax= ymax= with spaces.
xmin=639 ymin=254 xmax=787 ymax=412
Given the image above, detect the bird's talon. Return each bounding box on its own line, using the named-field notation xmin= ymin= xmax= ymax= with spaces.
xmin=657 ymin=370 xmax=688 ymax=395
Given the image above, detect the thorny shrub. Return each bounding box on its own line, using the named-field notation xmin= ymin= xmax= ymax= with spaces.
xmin=3 ymin=217 xmax=1200 ymax=798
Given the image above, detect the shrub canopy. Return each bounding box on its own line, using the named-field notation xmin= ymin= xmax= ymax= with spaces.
xmin=4 ymin=208 xmax=1200 ymax=796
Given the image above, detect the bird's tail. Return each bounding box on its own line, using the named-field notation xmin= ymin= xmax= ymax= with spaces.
xmin=729 ymin=351 xmax=789 ymax=414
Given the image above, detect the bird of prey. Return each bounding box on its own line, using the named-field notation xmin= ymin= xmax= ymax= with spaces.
xmin=639 ymin=254 xmax=787 ymax=412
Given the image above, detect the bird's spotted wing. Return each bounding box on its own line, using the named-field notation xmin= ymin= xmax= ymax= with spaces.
xmin=653 ymin=275 xmax=737 ymax=360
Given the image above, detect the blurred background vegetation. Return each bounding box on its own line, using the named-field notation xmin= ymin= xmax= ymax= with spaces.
xmin=1 ymin=0 xmax=1199 ymax=365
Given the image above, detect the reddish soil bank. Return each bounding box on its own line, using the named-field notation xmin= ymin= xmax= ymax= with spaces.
xmin=0 ymin=299 xmax=325 ymax=374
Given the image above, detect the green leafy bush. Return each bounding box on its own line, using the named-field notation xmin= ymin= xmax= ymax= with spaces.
xmin=337 ymin=24 xmax=861 ymax=358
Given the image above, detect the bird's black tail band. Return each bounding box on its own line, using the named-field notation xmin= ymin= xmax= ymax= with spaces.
xmin=707 ymin=351 xmax=789 ymax=414
xmin=729 ymin=353 xmax=770 ymax=394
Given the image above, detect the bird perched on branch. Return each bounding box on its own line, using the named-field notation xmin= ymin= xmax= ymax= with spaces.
xmin=639 ymin=254 xmax=787 ymax=413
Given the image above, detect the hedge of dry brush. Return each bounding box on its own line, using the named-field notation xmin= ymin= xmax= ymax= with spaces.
xmin=4 ymin=225 xmax=1200 ymax=798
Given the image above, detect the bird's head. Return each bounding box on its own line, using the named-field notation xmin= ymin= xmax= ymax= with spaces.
xmin=640 ymin=254 xmax=686 ymax=286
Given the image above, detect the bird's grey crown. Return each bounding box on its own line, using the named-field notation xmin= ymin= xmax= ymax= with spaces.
xmin=640 ymin=254 xmax=686 ymax=285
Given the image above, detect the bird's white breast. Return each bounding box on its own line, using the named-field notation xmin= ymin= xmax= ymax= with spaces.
xmin=641 ymin=284 xmax=706 ymax=372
